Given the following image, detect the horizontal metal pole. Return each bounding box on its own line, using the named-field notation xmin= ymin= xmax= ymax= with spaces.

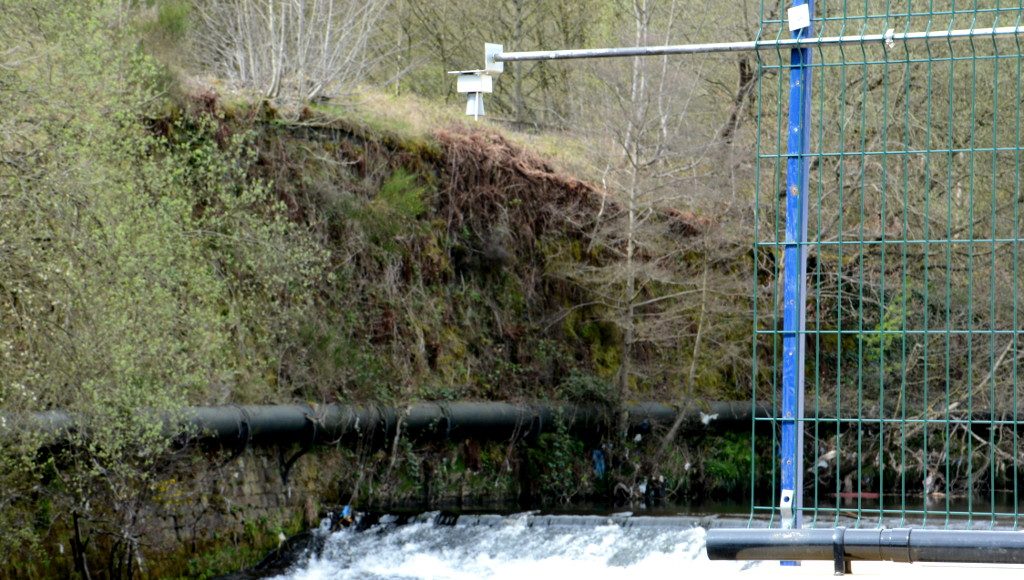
xmin=494 ymin=25 xmax=1024 ymax=62
xmin=3 ymin=400 xmax=770 ymax=448
xmin=706 ymin=528 xmax=1024 ymax=564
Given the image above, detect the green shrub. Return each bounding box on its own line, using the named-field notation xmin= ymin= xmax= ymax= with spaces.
xmin=0 ymin=0 xmax=325 ymax=568
xmin=703 ymin=433 xmax=752 ymax=494
xmin=528 ymin=419 xmax=589 ymax=503
xmin=378 ymin=169 xmax=428 ymax=219
xmin=156 ymin=0 xmax=190 ymax=40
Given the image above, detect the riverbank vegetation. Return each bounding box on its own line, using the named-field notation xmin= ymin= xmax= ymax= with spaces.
xmin=0 ymin=1 xmax=755 ymax=574
xmin=5 ymin=0 xmax=1023 ymax=575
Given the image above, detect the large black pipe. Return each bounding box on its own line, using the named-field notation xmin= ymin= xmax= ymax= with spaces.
xmin=706 ymin=528 xmax=1024 ymax=565
xmin=5 ymin=401 xmax=769 ymax=448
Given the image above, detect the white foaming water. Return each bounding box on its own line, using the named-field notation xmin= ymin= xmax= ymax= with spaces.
xmin=273 ymin=513 xmax=761 ymax=580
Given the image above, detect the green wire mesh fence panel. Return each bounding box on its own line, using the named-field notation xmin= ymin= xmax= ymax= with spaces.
xmin=751 ymin=0 xmax=1024 ymax=528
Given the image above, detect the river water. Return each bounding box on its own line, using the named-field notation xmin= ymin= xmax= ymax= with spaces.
xmin=269 ymin=513 xmax=762 ymax=579
xmin=258 ymin=507 xmax=1024 ymax=579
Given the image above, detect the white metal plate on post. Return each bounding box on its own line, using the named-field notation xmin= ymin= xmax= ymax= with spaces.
xmin=485 ymin=43 xmax=504 ymax=74
xmin=456 ymin=74 xmax=493 ymax=94
xmin=465 ymin=93 xmax=485 ymax=117
xmin=779 ymin=488 xmax=795 ymax=528
xmin=787 ymin=4 xmax=811 ymax=31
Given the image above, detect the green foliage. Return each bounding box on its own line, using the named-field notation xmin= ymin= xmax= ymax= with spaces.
xmin=527 ymin=418 xmax=588 ymax=503
xmin=0 ymin=0 xmax=760 ymax=571
xmin=182 ymin=514 xmax=303 ymax=579
xmin=137 ymin=0 xmax=193 ymax=66
xmin=860 ymin=296 xmax=904 ymax=367
xmin=558 ymin=371 xmax=614 ymax=404
xmin=378 ymin=169 xmax=428 ymax=219
xmin=338 ymin=167 xmax=432 ymax=251
xmin=563 ymin=311 xmax=622 ymax=378
xmin=0 ymin=0 xmax=324 ymax=569
xmin=155 ymin=0 xmax=190 ymax=41
xmin=702 ymin=433 xmax=752 ymax=494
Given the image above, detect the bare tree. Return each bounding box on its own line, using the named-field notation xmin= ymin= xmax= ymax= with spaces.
xmin=389 ymin=0 xmax=599 ymax=127
xmin=590 ymin=0 xmax=697 ymax=411
xmin=191 ymin=0 xmax=391 ymax=105
xmin=546 ymin=0 xmax=754 ymax=445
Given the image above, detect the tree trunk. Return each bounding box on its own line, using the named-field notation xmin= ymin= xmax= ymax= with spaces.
xmin=72 ymin=510 xmax=92 ymax=580
xmin=656 ymin=255 xmax=709 ymax=459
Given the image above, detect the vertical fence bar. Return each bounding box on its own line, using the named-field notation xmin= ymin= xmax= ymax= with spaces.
xmin=779 ymin=0 xmax=814 ymax=543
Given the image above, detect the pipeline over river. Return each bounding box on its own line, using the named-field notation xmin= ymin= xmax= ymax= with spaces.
xmin=9 ymin=401 xmax=768 ymax=448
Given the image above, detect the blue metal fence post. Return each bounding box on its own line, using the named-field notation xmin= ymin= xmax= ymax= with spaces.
xmin=780 ymin=0 xmax=814 ymax=548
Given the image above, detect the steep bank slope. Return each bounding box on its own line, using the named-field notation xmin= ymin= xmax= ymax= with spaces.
xmin=2 ymin=92 xmax=760 ymax=576
xmin=208 ymin=95 xmax=749 ymax=406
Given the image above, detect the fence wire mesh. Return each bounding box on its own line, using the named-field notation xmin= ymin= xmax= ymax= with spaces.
xmin=751 ymin=0 xmax=1024 ymax=528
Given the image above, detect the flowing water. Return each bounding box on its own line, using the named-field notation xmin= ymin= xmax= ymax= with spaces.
xmin=269 ymin=513 xmax=762 ymax=579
